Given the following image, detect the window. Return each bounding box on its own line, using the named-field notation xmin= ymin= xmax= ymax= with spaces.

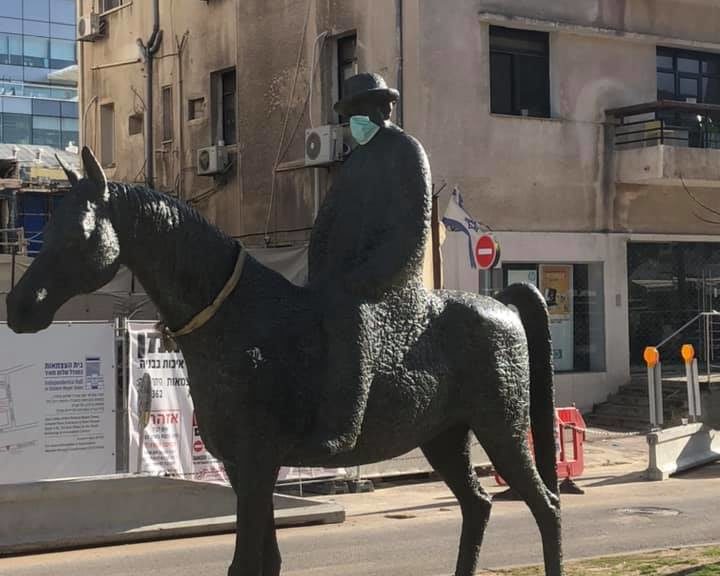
xmin=50 ymin=39 xmax=76 ymax=69
xmin=1 ymin=112 xmax=31 ymax=143
xmin=211 ymin=68 xmax=236 ymax=145
xmin=101 ymin=0 xmax=124 ymax=13
xmin=0 ymin=33 xmax=23 ymax=66
xmin=128 ymin=113 xmax=143 ymax=136
xmin=337 ymin=34 xmax=358 ymax=104
xmin=0 ymin=1 xmax=21 ymax=19
xmin=489 ymin=26 xmax=550 ymax=118
xmin=23 ymin=35 xmax=49 ymax=68
xmin=657 ymin=47 xmax=720 ymax=105
xmin=503 ymin=263 xmax=605 ymax=373
xmin=50 ymin=0 xmax=75 ymax=25
xmin=60 ymin=117 xmax=78 ymax=148
xmin=188 ymin=97 xmax=205 ymax=120
xmin=23 ymin=0 xmax=49 ymax=21
xmin=162 ymin=85 xmax=173 ymax=142
xmin=32 ymin=115 xmax=60 ymax=147
xmin=100 ymin=103 xmax=115 ymax=167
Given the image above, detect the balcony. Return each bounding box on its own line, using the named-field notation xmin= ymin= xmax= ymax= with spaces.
xmin=607 ymin=100 xmax=720 ymax=188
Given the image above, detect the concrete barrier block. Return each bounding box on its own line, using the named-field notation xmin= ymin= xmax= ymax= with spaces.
xmin=0 ymin=475 xmax=344 ymax=555
xmin=646 ymin=423 xmax=720 ymax=481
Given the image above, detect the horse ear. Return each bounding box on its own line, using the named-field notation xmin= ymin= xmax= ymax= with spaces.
xmin=55 ymin=154 xmax=80 ymax=186
xmin=81 ymin=146 xmax=107 ymax=192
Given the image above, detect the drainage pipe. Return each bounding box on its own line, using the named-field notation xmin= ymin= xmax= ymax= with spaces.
xmin=395 ymin=0 xmax=404 ymax=127
xmin=137 ymin=0 xmax=162 ymax=188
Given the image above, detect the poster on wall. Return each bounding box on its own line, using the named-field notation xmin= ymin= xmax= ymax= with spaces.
xmin=128 ymin=322 xmax=344 ymax=483
xmin=0 ymin=323 xmax=116 ymax=485
xmin=539 ymin=265 xmax=574 ymax=372
xmin=127 ymin=322 xmax=227 ymax=483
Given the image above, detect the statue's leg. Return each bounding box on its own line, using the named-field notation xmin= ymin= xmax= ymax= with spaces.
xmin=478 ymin=429 xmax=563 ymax=576
xmin=263 ymin=503 xmax=281 ymax=576
xmin=421 ymin=425 xmax=492 ymax=576
xmin=310 ymin=303 xmax=371 ymax=455
xmin=225 ymin=461 xmax=281 ymax=576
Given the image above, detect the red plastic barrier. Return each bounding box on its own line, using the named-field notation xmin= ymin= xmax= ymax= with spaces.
xmin=495 ymin=407 xmax=586 ymax=486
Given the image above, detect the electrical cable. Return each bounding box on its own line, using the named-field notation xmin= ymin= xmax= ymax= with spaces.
xmin=263 ymin=0 xmax=313 ymax=241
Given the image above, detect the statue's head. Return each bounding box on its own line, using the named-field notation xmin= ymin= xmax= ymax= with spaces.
xmin=334 ymin=73 xmax=399 ymax=126
xmin=7 ymin=147 xmax=121 ymax=333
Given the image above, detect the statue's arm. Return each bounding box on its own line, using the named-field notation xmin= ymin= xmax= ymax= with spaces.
xmin=308 ymin=185 xmax=338 ymax=286
xmin=346 ymin=139 xmax=431 ymax=295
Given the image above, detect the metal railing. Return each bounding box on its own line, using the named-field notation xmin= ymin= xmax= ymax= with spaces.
xmin=0 ymin=228 xmax=26 ymax=256
xmin=654 ymin=311 xmax=720 ymax=384
xmin=607 ymin=100 xmax=720 ymax=150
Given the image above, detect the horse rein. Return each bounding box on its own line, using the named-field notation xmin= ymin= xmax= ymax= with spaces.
xmin=158 ymin=244 xmax=247 ymax=347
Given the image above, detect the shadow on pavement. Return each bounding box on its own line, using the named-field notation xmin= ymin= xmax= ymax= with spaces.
xmin=581 ymin=469 xmax=649 ymax=488
xmin=670 ymin=562 xmax=720 ymax=575
xmin=671 ymin=461 xmax=720 ymax=480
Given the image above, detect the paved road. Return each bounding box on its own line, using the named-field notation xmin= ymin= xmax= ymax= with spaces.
xmin=2 ymin=461 xmax=719 ymax=576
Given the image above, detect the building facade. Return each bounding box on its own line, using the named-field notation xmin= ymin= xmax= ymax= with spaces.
xmin=0 ymin=0 xmax=78 ymax=148
xmin=78 ymin=0 xmax=720 ymax=411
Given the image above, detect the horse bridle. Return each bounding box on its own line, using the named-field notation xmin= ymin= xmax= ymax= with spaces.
xmin=158 ymin=244 xmax=246 ymax=347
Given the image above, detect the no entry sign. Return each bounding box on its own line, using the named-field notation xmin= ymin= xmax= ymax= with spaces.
xmin=475 ymin=234 xmax=500 ymax=270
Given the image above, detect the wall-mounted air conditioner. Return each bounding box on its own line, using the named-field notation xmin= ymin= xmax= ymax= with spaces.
xmin=197 ymin=145 xmax=229 ymax=176
xmin=77 ymin=13 xmax=104 ymax=42
xmin=305 ymin=125 xmax=344 ymax=167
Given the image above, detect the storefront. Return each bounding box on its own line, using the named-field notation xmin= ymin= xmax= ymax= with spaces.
xmin=443 ymin=231 xmax=629 ymax=411
xmin=627 ymin=239 xmax=720 ymax=368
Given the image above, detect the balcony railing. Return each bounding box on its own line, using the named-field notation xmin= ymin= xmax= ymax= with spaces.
xmin=607 ymin=100 xmax=720 ymax=150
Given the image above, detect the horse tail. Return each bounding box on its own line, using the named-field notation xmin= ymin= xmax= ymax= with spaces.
xmin=495 ymin=282 xmax=558 ymax=496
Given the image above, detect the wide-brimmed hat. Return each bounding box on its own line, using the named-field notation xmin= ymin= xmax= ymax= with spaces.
xmin=334 ymin=73 xmax=400 ymax=115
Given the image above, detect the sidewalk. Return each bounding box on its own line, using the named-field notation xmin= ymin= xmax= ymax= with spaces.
xmin=328 ymin=427 xmax=652 ymax=518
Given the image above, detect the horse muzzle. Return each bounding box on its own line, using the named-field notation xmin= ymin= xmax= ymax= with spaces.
xmin=6 ymin=289 xmax=53 ymax=333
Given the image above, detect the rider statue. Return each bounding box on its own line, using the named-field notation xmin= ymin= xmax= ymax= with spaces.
xmin=308 ymin=72 xmax=432 ymax=456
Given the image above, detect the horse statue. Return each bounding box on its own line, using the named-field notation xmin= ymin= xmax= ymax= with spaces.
xmin=6 ymin=147 xmax=563 ymax=576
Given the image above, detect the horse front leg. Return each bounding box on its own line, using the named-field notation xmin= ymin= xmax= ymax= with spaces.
xmin=225 ymin=461 xmax=281 ymax=576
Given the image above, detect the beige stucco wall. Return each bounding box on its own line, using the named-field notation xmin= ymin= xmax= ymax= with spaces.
xmin=404 ymin=1 xmax=659 ymax=233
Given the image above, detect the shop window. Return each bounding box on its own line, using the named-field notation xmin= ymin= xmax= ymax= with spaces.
xmin=503 ymin=262 xmax=606 ymax=373
xmin=490 ymin=26 xmax=550 ymax=118
xmin=100 ymin=103 xmax=115 ymax=167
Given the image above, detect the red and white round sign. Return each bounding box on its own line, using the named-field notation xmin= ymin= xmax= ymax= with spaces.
xmin=475 ymin=234 xmax=500 ymax=270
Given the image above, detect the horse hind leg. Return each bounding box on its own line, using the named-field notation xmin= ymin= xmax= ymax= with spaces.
xmin=421 ymin=425 xmax=492 ymax=576
xmin=478 ymin=428 xmax=563 ymax=576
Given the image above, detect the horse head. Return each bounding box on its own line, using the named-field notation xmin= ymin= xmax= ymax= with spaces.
xmin=7 ymin=147 xmax=121 ymax=333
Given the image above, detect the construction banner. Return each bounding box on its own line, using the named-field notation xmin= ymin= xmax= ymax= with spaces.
xmin=0 ymin=322 xmax=117 ymax=484
xmin=127 ymin=322 xmax=344 ymax=484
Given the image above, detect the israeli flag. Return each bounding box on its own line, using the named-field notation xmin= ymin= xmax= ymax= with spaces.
xmin=442 ymin=188 xmax=483 ymax=269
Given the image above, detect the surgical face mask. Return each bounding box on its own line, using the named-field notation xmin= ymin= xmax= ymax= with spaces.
xmin=350 ymin=115 xmax=381 ymax=145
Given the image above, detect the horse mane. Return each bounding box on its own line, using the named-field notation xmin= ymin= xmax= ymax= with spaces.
xmin=107 ymin=181 xmax=234 ymax=244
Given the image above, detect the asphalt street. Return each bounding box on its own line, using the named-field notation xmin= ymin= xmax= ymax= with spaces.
xmin=2 ymin=453 xmax=719 ymax=576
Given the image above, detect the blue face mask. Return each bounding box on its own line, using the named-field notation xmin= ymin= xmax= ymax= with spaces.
xmin=350 ymin=115 xmax=381 ymax=145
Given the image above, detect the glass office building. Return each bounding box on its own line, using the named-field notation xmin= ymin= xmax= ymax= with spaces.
xmin=0 ymin=0 xmax=78 ymax=148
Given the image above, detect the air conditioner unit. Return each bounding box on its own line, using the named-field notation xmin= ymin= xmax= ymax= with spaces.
xmin=197 ymin=145 xmax=229 ymax=176
xmin=305 ymin=125 xmax=344 ymax=166
xmin=77 ymin=13 xmax=103 ymax=41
